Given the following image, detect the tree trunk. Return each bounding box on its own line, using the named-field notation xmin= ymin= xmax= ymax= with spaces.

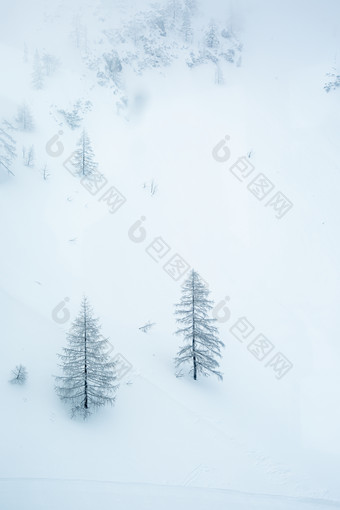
xmin=192 ymin=275 xmax=197 ymax=380
xmin=84 ymin=303 xmax=88 ymax=409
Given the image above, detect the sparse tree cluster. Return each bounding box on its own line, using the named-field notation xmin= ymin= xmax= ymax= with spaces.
xmin=52 ymin=268 xmax=223 ymax=421
xmin=9 ymin=271 xmax=223 ymax=421
xmin=86 ymin=0 xmax=241 ymax=96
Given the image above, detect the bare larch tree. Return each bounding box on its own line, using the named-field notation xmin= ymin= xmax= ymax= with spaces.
xmin=55 ymin=296 xmax=118 ymax=419
xmin=175 ymin=270 xmax=224 ymax=381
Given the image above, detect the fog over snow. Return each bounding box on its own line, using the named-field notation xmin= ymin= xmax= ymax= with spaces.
xmin=0 ymin=0 xmax=340 ymax=509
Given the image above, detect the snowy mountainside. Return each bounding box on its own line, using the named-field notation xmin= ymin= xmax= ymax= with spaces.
xmin=1 ymin=0 xmax=340 ymax=508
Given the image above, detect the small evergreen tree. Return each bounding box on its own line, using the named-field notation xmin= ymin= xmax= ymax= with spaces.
xmin=174 ymin=270 xmax=224 ymax=381
xmin=72 ymin=130 xmax=98 ymax=176
xmin=205 ymin=21 xmax=219 ymax=49
xmin=55 ymin=296 xmax=118 ymax=419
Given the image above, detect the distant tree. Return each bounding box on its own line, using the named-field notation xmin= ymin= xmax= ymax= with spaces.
xmin=0 ymin=123 xmax=16 ymax=175
xmin=27 ymin=146 xmax=34 ymax=167
xmin=174 ymin=270 xmax=224 ymax=380
xmin=55 ymin=296 xmax=119 ymax=419
xmin=41 ymin=53 xmax=60 ymax=76
xmin=205 ymin=21 xmax=219 ymax=49
xmin=41 ymin=163 xmax=50 ymax=180
xmin=150 ymin=179 xmax=158 ymax=196
xmin=16 ymin=103 xmax=34 ymax=131
xmin=71 ymin=15 xmax=87 ymax=53
xmin=71 ymin=15 xmax=82 ymax=48
xmin=142 ymin=179 xmax=158 ymax=196
xmin=9 ymin=365 xmax=27 ymax=385
xmin=32 ymin=50 xmax=44 ymax=89
xmin=23 ymin=145 xmax=35 ymax=167
xmin=72 ymin=129 xmax=98 ymax=176
xmin=181 ymin=8 xmax=193 ymax=43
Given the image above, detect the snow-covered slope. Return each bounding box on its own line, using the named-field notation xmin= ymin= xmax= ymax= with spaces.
xmin=1 ymin=0 xmax=340 ymax=508
xmin=2 ymin=479 xmax=340 ymax=510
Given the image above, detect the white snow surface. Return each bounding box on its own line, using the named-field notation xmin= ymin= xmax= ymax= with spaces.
xmin=1 ymin=0 xmax=340 ymax=508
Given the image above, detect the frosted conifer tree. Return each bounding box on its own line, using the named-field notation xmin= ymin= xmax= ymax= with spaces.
xmin=205 ymin=21 xmax=219 ymax=49
xmin=175 ymin=270 xmax=224 ymax=381
xmin=72 ymin=129 xmax=98 ymax=176
xmin=0 ymin=123 xmax=16 ymax=175
xmin=55 ymin=296 xmax=118 ymax=419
